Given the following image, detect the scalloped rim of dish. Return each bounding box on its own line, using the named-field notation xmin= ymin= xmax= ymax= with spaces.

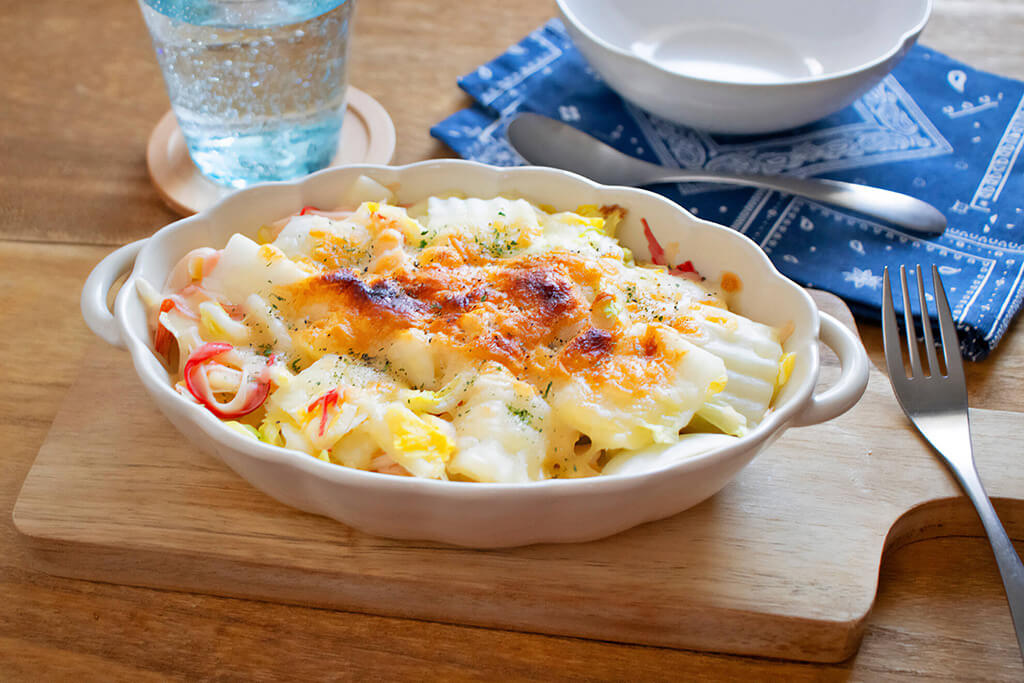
xmin=556 ymin=0 xmax=933 ymax=88
xmin=114 ymin=159 xmax=819 ymax=496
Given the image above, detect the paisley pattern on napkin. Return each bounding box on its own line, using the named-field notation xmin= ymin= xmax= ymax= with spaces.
xmin=431 ymin=19 xmax=1024 ymax=360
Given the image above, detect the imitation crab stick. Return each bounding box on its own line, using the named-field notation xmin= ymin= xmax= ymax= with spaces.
xmin=183 ymin=342 xmax=272 ymax=419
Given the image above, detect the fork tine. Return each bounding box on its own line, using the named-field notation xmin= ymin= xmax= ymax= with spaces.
xmin=899 ymin=265 xmax=923 ymax=377
xmin=881 ymin=267 xmax=906 ymax=381
xmin=931 ymin=265 xmax=966 ymax=383
xmin=915 ymin=264 xmax=941 ymax=375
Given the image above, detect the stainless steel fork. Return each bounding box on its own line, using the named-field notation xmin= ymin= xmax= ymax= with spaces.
xmin=882 ymin=264 xmax=1024 ymax=659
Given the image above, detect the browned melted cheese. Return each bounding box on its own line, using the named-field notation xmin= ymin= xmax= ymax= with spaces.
xmin=557 ymin=325 xmax=679 ymax=397
xmin=277 ymin=235 xmax=688 ymax=392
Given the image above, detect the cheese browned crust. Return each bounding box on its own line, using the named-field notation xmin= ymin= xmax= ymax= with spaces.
xmin=141 ymin=185 xmax=792 ymax=483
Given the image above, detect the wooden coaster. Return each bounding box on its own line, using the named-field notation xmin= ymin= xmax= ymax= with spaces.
xmin=146 ymin=86 xmax=397 ymax=216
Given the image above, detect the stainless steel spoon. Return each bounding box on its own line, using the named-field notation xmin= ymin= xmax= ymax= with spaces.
xmin=506 ymin=113 xmax=946 ymax=236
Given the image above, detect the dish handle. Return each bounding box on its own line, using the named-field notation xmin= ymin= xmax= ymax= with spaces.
xmin=80 ymin=239 xmax=146 ymax=349
xmin=790 ymin=312 xmax=870 ymax=427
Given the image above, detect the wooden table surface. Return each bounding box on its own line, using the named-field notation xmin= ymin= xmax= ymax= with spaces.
xmin=4 ymin=0 xmax=1024 ymax=678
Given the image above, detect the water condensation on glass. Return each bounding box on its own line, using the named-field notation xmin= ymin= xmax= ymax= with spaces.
xmin=140 ymin=0 xmax=353 ymax=188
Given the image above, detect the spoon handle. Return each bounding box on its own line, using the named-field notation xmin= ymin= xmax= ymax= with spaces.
xmin=653 ymin=172 xmax=946 ymax=235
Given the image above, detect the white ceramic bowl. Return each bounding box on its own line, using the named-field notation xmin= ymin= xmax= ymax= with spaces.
xmin=558 ymin=0 xmax=931 ymax=134
xmin=81 ymin=160 xmax=868 ymax=547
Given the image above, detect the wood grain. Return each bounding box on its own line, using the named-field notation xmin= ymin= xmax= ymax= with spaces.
xmin=11 ymin=294 xmax=1024 ymax=665
xmin=4 ymin=0 xmax=1024 ymax=678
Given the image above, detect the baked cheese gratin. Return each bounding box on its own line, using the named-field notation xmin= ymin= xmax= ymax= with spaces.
xmin=139 ymin=176 xmax=794 ymax=482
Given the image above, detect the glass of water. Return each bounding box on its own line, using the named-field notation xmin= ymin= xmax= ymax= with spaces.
xmin=139 ymin=0 xmax=354 ymax=188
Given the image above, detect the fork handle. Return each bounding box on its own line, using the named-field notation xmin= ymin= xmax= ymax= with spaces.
xmin=952 ymin=461 xmax=1024 ymax=656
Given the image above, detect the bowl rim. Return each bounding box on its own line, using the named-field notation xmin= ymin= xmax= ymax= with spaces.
xmin=114 ymin=158 xmax=820 ymax=496
xmin=556 ymin=0 xmax=932 ymax=88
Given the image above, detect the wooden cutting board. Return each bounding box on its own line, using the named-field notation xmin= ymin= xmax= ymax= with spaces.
xmin=13 ymin=293 xmax=1024 ymax=663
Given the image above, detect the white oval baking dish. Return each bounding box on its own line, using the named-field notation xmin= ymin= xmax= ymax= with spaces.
xmin=81 ymin=160 xmax=869 ymax=547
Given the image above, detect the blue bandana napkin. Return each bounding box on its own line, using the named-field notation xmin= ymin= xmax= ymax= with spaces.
xmin=431 ymin=19 xmax=1024 ymax=360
